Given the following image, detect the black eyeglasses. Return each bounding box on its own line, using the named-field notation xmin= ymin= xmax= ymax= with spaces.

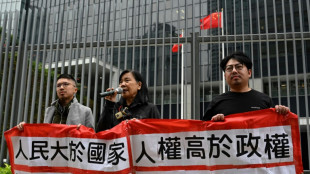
xmin=56 ymin=82 xmax=75 ymax=88
xmin=225 ymin=63 xmax=244 ymax=72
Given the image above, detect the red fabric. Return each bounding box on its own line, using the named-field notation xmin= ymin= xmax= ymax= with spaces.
xmin=171 ymin=44 xmax=181 ymax=52
xmin=171 ymin=34 xmax=183 ymax=52
xmin=5 ymin=109 xmax=303 ymax=173
xmin=200 ymin=12 xmax=222 ymax=30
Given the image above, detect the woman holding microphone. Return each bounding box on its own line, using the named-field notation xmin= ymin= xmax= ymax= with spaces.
xmin=96 ymin=70 xmax=160 ymax=132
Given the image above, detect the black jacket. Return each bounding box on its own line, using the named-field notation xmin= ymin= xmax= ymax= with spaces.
xmin=96 ymin=97 xmax=160 ymax=132
xmin=203 ymin=89 xmax=274 ymax=121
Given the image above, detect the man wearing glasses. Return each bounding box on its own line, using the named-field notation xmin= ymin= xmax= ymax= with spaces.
xmin=202 ymin=51 xmax=290 ymax=121
xmin=17 ymin=74 xmax=94 ymax=130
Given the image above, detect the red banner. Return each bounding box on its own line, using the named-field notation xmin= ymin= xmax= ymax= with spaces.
xmin=5 ymin=109 xmax=303 ymax=173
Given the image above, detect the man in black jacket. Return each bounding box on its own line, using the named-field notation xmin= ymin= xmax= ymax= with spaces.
xmin=203 ymin=52 xmax=289 ymax=121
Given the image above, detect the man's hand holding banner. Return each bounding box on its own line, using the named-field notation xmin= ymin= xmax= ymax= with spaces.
xmin=5 ymin=108 xmax=303 ymax=173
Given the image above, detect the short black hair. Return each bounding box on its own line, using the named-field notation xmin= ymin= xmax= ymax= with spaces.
xmin=220 ymin=51 xmax=252 ymax=72
xmin=119 ymin=70 xmax=149 ymax=103
xmin=57 ymin=74 xmax=77 ymax=86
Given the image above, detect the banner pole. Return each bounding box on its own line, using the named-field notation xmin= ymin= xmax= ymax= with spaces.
xmin=221 ymin=9 xmax=225 ymax=93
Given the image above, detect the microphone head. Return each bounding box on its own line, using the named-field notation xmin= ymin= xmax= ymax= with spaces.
xmin=115 ymin=87 xmax=123 ymax=94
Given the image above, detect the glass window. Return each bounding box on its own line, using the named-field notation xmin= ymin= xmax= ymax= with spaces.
xmin=271 ymin=81 xmax=278 ymax=97
xmin=299 ymin=80 xmax=305 ymax=96
xmin=296 ymin=40 xmax=303 ymax=74
xmin=286 ymin=41 xmax=295 ymax=74
xmin=307 ymin=77 xmax=310 ymax=95
xmin=251 ymin=0 xmax=258 ymax=34
xmin=281 ymin=81 xmax=288 ymax=96
xmin=283 ymin=0 xmax=292 ymax=32
xmin=258 ymin=0 xmax=266 ymax=34
xmin=1 ymin=4 xmax=6 ymax=12
xmin=269 ymin=42 xmax=277 ymax=76
xmin=275 ymin=0 xmax=284 ymax=33
xmin=278 ymin=42 xmax=286 ymax=75
xmin=290 ymin=80 xmax=296 ymax=96
xmin=267 ymin=0 xmax=275 ymax=33
xmin=292 ymin=0 xmax=300 ymax=32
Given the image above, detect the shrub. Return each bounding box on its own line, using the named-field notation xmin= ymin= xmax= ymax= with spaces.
xmin=0 ymin=163 xmax=12 ymax=174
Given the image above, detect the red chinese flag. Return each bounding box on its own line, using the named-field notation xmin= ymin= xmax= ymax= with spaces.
xmin=172 ymin=44 xmax=181 ymax=52
xmin=200 ymin=12 xmax=222 ymax=30
xmin=172 ymin=34 xmax=183 ymax=53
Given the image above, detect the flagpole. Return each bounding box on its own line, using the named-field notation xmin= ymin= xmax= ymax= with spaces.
xmin=221 ymin=9 xmax=225 ymax=93
xmin=181 ymin=29 xmax=184 ymax=119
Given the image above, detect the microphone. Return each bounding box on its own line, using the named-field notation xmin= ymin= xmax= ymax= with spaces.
xmin=100 ymin=87 xmax=123 ymax=97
